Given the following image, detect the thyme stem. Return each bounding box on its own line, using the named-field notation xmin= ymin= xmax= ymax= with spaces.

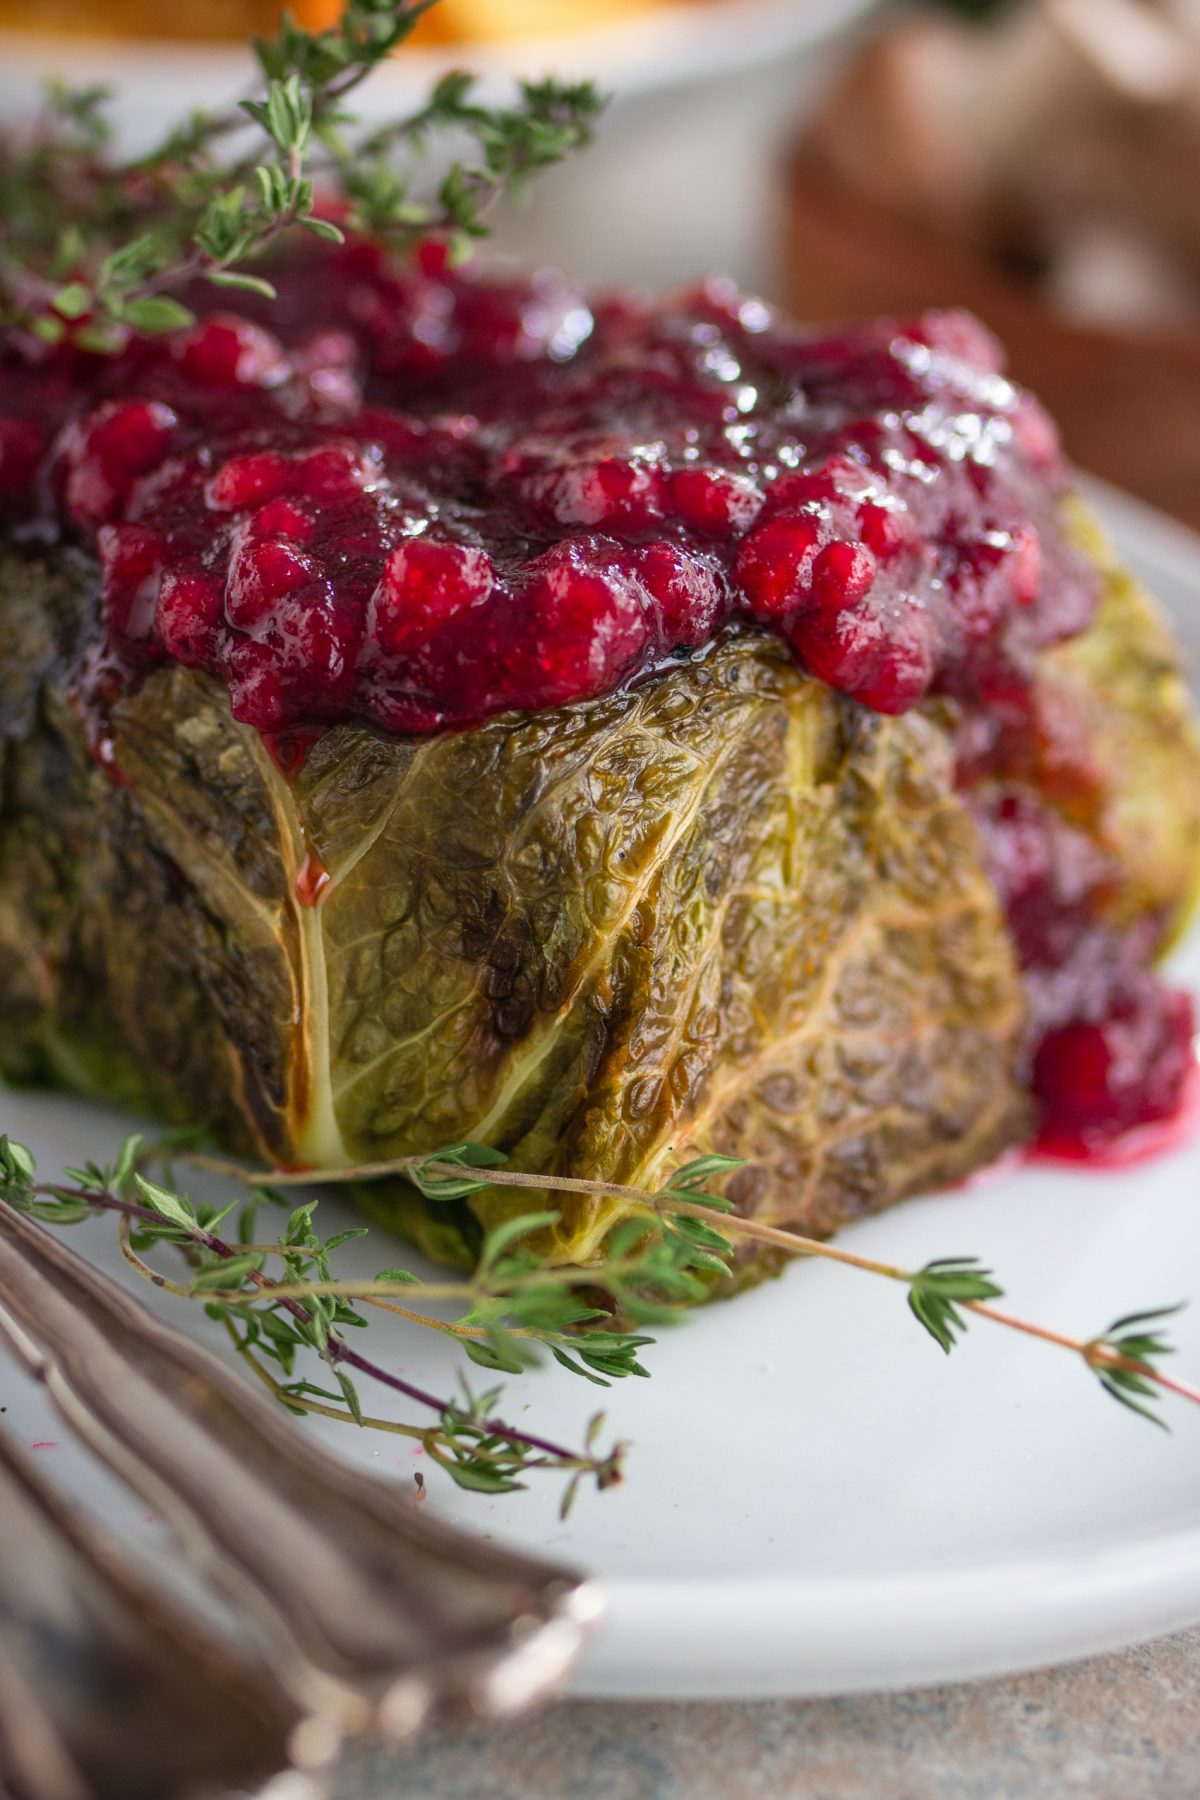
xmin=965 ymin=1299 xmax=1200 ymax=1407
xmin=6 ymin=1113 xmax=1193 ymax=1494
xmin=174 ymin=1152 xmax=1200 ymax=1418
xmin=228 ymin=1321 xmax=431 ymax=1442
xmin=180 ymin=1152 xmax=917 ymax=1281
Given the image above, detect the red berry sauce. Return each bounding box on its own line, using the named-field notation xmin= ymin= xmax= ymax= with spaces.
xmin=971 ymin=790 xmax=1196 ymax=1156
xmin=1 ymin=249 xmax=1098 ymax=733
xmin=0 ymin=242 xmax=1193 ymax=1156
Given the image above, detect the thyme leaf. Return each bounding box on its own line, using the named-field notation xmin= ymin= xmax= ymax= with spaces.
xmin=1084 ymin=1304 xmax=1187 ymax=1430
xmin=907 ymin=1256 xmax=1006 ymax=1355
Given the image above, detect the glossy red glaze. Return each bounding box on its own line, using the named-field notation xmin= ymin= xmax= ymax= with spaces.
xmin=0 ymin=250 xmax=1095 ymax=737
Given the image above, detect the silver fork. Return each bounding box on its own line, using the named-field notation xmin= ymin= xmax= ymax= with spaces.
xmin=0 ymin=1426 xmax=326 ymax=1800
xmin=0 ymin=1200 xmax=601 ymax=1791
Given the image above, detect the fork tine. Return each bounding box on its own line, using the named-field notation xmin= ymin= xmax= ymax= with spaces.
xmin=0 ymin=1426 xmax=330 ymax=1800
xmin=0 ymin=1200 xmax=601 ymax=1741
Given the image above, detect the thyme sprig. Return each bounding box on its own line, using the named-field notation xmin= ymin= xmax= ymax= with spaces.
xmin=2 ymin=1129 xmax=1196 ymax=1523
xmin=0 ymin=1131 xmax=729 ymax=1513
xmin=0 ymin=1134 xmax=637 ymax=1511
xmin=185 ymin=1139 xmax=1200 ymax=1429
xmin=0 ymin=0 xmax=604 ymax=345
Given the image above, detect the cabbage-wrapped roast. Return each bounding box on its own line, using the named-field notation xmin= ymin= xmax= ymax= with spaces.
xmin=1 ymin=259 xmax=1197 ymax=1281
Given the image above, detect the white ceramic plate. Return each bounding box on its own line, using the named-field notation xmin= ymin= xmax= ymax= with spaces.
xmin=2 ymin=479 xmax=1199 ymax=1702
xmin=0 ymin=0 xmax=877 ymax=143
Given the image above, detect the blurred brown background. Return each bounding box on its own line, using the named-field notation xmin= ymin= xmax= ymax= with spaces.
xmin=783 ymin=0 xmax=1200 ymax=527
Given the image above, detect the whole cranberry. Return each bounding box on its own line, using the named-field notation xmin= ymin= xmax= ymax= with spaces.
xmin=157 ymin=567 xmax=224 ymax=666
xmin=98 ymin=522 xmax=165 ymax=640
xmin=735 ymin=515 xmax=824 ymax=621
xmin=903 ymin=310 xmax=1005 ymax=375
xmin=669 ymin=466 xmax=762 ymax=538
xmin=206 ymin=453 xmax=289 ymax=513
xmin=225 ymin=536 xmax=326 ymax=632
xmin=1034 ymin=985 xmax=1196 ymax=1145
xmin=248 ymin=498 xmax=316 ymax=543
xmin=62 ymin=399 xmax=177 ymax=528
xmin=291 ymin=442 xmax=373 ymax=502
xmin=173 ymin=316 xmax=291 ymax=390
xmin=292 ymin=328 xmax=362 ymax=414
xmin=789 ymin=572 xmax=935 ymax=715
xmin=761 ymin=456 xmax=871 ymax=519
xmin=626 ymin=542 xmax=726 ymax=647
xmin=525 ymin=456 xmax=667 ymax=531
xmin=520 ymin=541 xmax=650 ymax=708
xmin=369 ymin=538 xmax=496 ymax=657
xmin=224 ymin=637 xmax=289 ymax=730
xmin=859 ymin=501 xmax=924 ymax=566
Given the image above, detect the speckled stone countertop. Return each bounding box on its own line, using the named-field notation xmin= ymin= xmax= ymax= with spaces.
xmin=331 ymin=1629 xmax=1200 ymax=1799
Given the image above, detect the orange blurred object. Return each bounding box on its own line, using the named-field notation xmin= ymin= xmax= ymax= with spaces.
xmin=408 ymin=0 xmax=679 ymax=42
xmin=0 ymin=0 xmax=687 ymax=39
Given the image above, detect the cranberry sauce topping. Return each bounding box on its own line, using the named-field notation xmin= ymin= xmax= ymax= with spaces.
xmin=0 ymin=244 xmax=1096 ymax=736
xmin=972 ymin=791 xmax=1196 ymax=1154
xmin=0 ymin=243 xmax=1193 ymax=1155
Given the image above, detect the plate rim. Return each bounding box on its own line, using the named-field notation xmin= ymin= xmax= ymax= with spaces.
xmin=577 ymin=1515 xmax=1200 ymax=1698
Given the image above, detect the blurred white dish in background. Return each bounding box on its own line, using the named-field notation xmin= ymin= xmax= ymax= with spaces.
xmin=0 ymin=0 xmax=880 ymax=290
